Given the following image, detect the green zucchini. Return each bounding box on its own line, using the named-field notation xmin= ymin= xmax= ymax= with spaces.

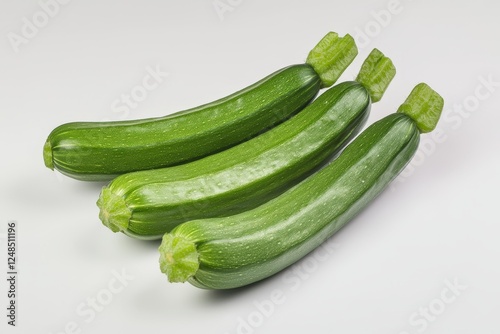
xmin=97 ymin=49 xmax=396 ymax=240
xmin=43 ymin=32 xmax=357 ymax=181
xmin=158 ymin=83 xmax=444 ymax=289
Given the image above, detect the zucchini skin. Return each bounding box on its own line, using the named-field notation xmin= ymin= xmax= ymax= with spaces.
xmin=166 ymin=113 xmax=420 ymax=289
xmin=45 ymin=64 xmax=321 ymax=181
xmin=100 ymin=81 xmax=371 ymax=239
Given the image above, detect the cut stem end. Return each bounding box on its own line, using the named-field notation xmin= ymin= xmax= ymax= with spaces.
xmin=159 ymin=234 xmax=200 ymax=283
xmin=355 ymin=48 xmax=396 ymax=103
xmin=397 ymin=83 xmax=444 ymax=133
xmin=306 ymin=31 xmax=358 ymax=88
xmin=97 ymin=187 xmax=132 ymax=233
xmin=43 ymin=140 xmax=54 ymax=170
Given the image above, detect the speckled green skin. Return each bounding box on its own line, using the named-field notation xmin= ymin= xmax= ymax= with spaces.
xmin=44 ymin=64 xmax=321 ymax=181
xmin=99 ymin=82 xmax=371 ymax=239
xmin=163 ymin=113 xmax=420 ymax=289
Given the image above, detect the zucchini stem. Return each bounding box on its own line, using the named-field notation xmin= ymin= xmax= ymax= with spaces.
xmin=397 ymin=83 xmax=444 ymax=133
xmin=97 ymin=187 xmax=132 ymax=233
xmin=306 ymin=32 xmax=358 ymax=88
xmin=159 ymin=234 xmax=200 ymax=283
xmin=43 ymin=140 xmax=54 ymax=170
xmin=356 ymin=48 xmax=396 ymax=103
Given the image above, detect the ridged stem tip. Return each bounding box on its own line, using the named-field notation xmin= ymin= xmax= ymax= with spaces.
xmin=355 ymin=48 xmax=396 ymax=103
xmin=159 ymin=234 xmax=200 ymax=283
xmin=97 ymin=187 xmax=131 ymax=233
xmin=397 ymin=83 xmax=444 ymax=133
xmin=43 ymin=140 xmax=54 ymax=170
xmin=306 ymin=31 xmax=358 ymax=88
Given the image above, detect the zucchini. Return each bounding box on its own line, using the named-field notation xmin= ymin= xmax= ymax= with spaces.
xmin=43 ymin=32 xmax=358 ymax=181
xmin=97 ymin=49 xmax=396 ymax=240
xmin=158 ymin=83 xmax=444 ymax=289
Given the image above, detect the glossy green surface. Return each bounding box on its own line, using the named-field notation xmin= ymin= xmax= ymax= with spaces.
xmin=45 ymin=64 xmax=321 ymax=181
xmin=160 ymin=113 xmax=420 ymax=289
xmin=99 ymin=81 xmax=371 ymax=239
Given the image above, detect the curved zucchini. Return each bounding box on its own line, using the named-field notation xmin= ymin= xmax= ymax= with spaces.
xmin=44 ymin=32 xmax=358 ymax=181
xmin=158 ymin=83 xmax=444 ymax=289
xmin=99 ymin=82 xmax=369 ymax=239
xmin=97 ymin=49 xmax=396 ymax=240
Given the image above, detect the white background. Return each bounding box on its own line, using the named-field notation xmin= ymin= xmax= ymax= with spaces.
xmin=1 ymin=0 xmax=499 ymax=333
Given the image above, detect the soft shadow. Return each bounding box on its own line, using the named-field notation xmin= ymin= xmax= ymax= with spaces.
xmin=75 ymin=180 xmax=109 ymax=193
xmin=106 ymin=232 xmax=163 ymax=252
xmin=125 ymin=237 xmax=163 ymax=251
xmin=200 ymin=277 xmax=277 ymax=302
